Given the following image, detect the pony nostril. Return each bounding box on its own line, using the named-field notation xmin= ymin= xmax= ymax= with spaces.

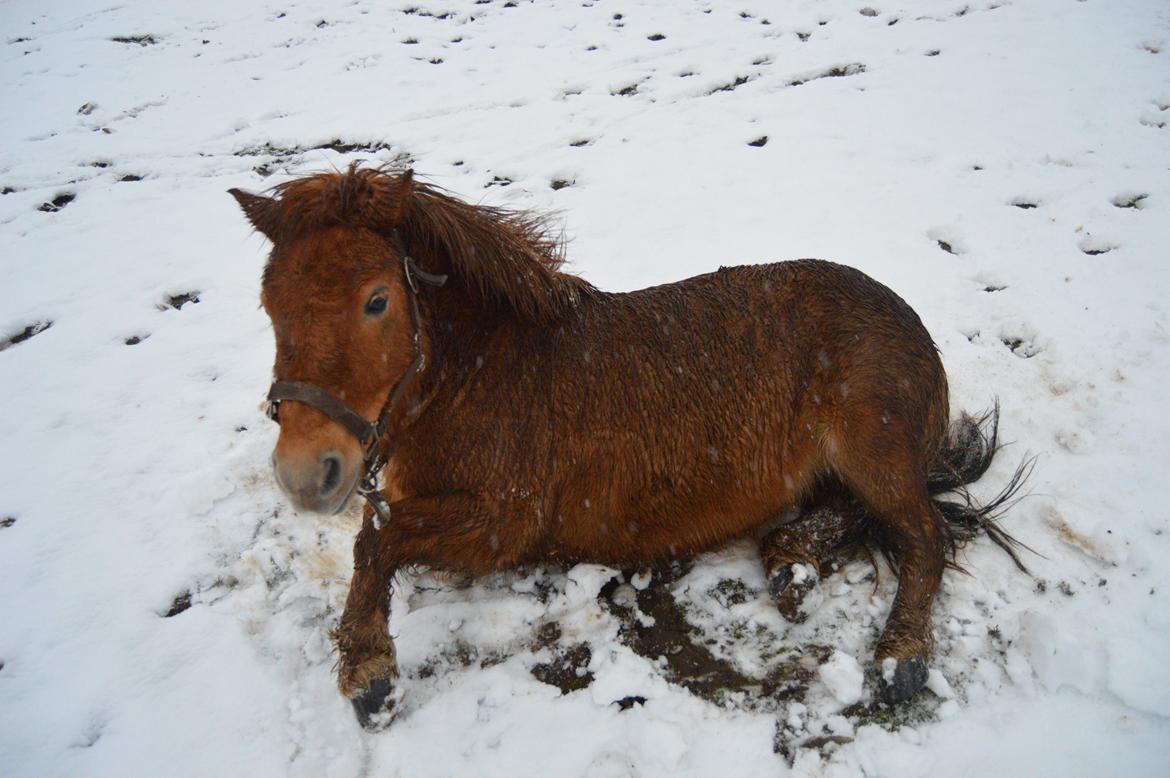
xmin=321 ymin=455 xmax=342 ymax=495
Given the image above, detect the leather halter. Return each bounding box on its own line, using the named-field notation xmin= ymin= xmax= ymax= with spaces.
xmin=265 ymin=254 xmax=447 ymax=528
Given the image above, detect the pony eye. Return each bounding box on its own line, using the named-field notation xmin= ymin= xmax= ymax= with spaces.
xmin=365 ymin=294 xmax=388 ymax=316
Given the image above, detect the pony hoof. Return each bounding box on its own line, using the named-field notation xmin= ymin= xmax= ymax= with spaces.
xmin=768 ymin=562 xmax=818 ymax=623
xmin=352 ymin=677 xmax=400 ymax=731
xmin=877 ymin=656 xmax=929 ymax=705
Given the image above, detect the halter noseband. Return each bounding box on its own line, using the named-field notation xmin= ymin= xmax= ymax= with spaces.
xmin=265 ymin=254 xmax=447 ymax=528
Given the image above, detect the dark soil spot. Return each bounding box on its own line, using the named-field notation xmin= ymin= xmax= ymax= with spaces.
xmin=599 ymin=565 xmax=792 ymax=705
xmin=1010 ymin=200 xmax=1038 ymax=209
xmin=1111 ymin=193 xmax=1148 ymax=209
xmin=1 ymin=186 xmax=14 ymax=195
xmin=1058 ymin=581 xmax=1074 ymax=597
xmin=1081 ymin=246 xmax=1114 ymax=256
xmin=531 ymin=643 xmax=593 ymax=693
xmin=402 ymin=37 xmax=419 ymax=44
xmin=111 ymin=35 xmax=158 ymax=46
xmin=124 ymin=335 xmax=147 ymax=345
xmin=647 ymin=33 xmax=665 ymax=41
xmin=887 ymin=18 xmax=899 ymax=26
xmin=77 ymin=102 xmax=97 ymax=115
xmin=748 ymin=135 xmax=768 ymax=147
xmin=165 ymin=291 xmax=200 ymax=310
xmin=1 ymin=321 xmax=52 ymax=352
xmin=38 ymin=192 xmax=75 ymax=212
xmin=614 ymin=82 xmax=640 ymax=96
xmin=89 ymin=160 xmax=112 ymax=168
xmin=796 ymin=31 xmax=810 ymax=42
xmin=569 ymin=138 xmax=592 ymax=147
xmin=983 ymin=285 xmax=1007 ymax=293
xmin=936 ymin=239 xmax=956 ymax=255
xmin=788 ymin=63 xmax=865 ymax=87
xmin=550 ymin=179 xmax=574 ymax=190
xmin=614 ymin=695 xmax=647 ymax=710
xmin=972 ymin=164 xmax=983 ymax=170
xmin=925 ymin=49 xmax=941 ymax=56
xmin=485 ymin=175 xmax=513 ymax=188
xmin=118 ymin=174 xmax=143 ymax=182
xmin=709 ymin=75 xmax=750 ymax=95
xmin=164 ymin=591 xmax=192 ymax=617
xmin=1 ymin=516 xmax=15 ymax=529
xmin=709 ymin=578 xmax=752 ymax=607
xmin=429 ymin=57 xmax=443 ymax=64
xmin=316 ymin=19 xmax=329 ymax=28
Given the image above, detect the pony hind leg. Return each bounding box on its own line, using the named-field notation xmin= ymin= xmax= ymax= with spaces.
xmin=829 ymin=422 xmax=947 ymax=705
xmin=760 ymin=485 xmax=868 ymax=622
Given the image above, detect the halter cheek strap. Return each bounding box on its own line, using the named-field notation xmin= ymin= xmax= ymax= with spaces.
xmin=265 ymin=255 xmax=447 ymax=528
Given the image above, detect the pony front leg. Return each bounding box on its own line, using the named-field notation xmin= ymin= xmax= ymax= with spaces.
xmin=334 ymin=494 xmax=532 ymax=729
xmin=334 ymin=509 xmax=401 ymax=730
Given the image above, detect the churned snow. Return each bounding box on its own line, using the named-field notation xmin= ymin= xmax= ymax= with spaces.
xmin=2 ymin=0 xmax=1170 ymax=776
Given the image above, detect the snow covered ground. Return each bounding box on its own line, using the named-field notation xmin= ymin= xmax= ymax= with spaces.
xmin=2 ymin=0 xmax=1169 ymax=775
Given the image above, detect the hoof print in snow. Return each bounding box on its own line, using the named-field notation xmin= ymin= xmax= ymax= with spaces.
xmin=401 ymin=37 xmax=419 ymax=45
xmin=531 ymin=643 xmax=593 ymax=694
xmin=1111 ymin=192 xmax=1148 ymax=209
xmin=613 ymin=82 xmax=640 ymax=97
xmin=936 ymin=239 xmax=958 ymax=255
xmin=796 ymin=32 xmax=811 ymax=42
xmin=878 ymin=656 xmax=929 ymax=705
xmin=38 ymin=192 xmax=75 ymax=212
xmin=569 ymin=138 xmax=592 ymax=147
xmin=162 ymin=291 xmax=200 ymax=311
xmin=77 ymin=102 xmax=97 ymax=115
xmin=788 ymin=64 xmax=865 ymax=87
xmin=124 ymin=334 xmax=148 ymax=345
xmin=352 ymin=677 xmax=399 ymax=730
xmin=748 ymin=135 xmax=769 ymax=147
xmin=709 ymin=75 xmax=750 ymax=95
xmin=1079 ymin=239 xmax=1116 ymax=256
xmin=1010 ymin=199 xmax=1039 ymax=209
xmin=859 ymin=7 xmax=879 ymax=17
xmin=982 ymin=284 xmax=1007 ymax=293
xmin=118 ymin=174 xmax=143 ymax=182
xmin=485 ymin=175 xmax=513 ymax=188
xmin=0 ymin=516 xmax=15 ymax=529
xmin=1 ymin=186 xmax=14 ymax=195
xmin=925 ymin=49 xmax=941 ymax=56
xmin=614 ymin=695 xmax=647 ymax=711
xmin=550 ymin=178 xmax=574 ymax=191
xmin=1 ymin=320 xmax=52 ymax=352
xmin=647 ymin=33 xmax=666 ymax=42
xmin=1001 ymin=336 xmax=1039 ymax=358
xmin=164 ymin=591 xmax=192 ymax=617
xmin=111 ymin=35 xmax=158 ymax=46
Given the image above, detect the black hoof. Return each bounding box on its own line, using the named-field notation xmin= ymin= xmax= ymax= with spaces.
xmin=877 ymin=656 xmax=929 ymax=705
xmin=352 ymin=677 xmax=398 ymax=731
xmin=768 ymin=563 xmax=817 ymax=623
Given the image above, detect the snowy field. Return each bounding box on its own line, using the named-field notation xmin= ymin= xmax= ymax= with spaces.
xmin=2 ymin=0 xmax=1169 ymax=775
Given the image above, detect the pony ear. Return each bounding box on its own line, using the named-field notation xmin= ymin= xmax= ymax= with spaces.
xmin=228 ymin=188 xmax=280 ymax=241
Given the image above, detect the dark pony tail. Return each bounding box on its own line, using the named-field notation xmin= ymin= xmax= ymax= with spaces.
xmin=928 ymin=403 xmax=1036 ymax=572
xmin=863 ymin=402 xmax=1036 ymax=574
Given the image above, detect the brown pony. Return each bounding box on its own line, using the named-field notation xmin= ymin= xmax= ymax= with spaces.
xmin=229 ymin=165 xmax=1027 ymax=728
